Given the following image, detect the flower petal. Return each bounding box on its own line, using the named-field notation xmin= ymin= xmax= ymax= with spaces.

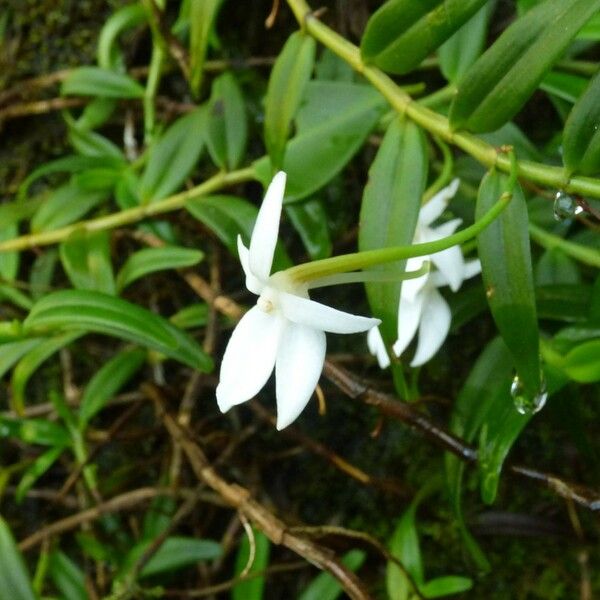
xmin=401 ymin=256 xmax=430 ymax=301
xmin=367 ymin=326 xmax=390 ymax=369
xmin=216 ymin=306 xmax=284 ymax=412
xmin=249 ymin=171 xmax=286 ymax=281
xmin=410 ymin=288 xmax=451 ymax=366
xmin=275 ymin=323 xmax=326 ymax=429
xmin=393 ymin=288 xmax=425 ymax=357
xmin=420 ymin=220 xmax=464 ymax=291
xmin=418 ymin=178 xmax=460 ymax=226
xmin=237 ymin=236 xmax=264 ymax=295
xmin=279 ymin=291 xmax=380 ymax=334
xmin=464 ymin=259 xmax=482 ymax=279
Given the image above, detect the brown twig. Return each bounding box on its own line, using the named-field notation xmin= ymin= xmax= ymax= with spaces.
xmin=0 ymin=97 xmax=85 ymax=122
xmin=323 ymin=360 xmax=600 ymax=512
xmin=147 ymin=384 xmax=373 ymax=600
xmin=18 ymin=487 xmax=225 ymax=552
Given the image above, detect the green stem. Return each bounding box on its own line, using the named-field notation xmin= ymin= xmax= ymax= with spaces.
xmin=285 ymin=0 xmax=600 ymax=199
xmin=0 ymin=168 xmax=255 ymax=253
xmin=529 ymin=222 xmax=600 ymax=267
xmin=287 ymin=190 xmax=512 ymax=282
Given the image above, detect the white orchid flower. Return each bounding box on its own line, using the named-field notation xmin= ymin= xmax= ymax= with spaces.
xmin=216 ymin=172 xmax=380 ymax=430
xmin=368 ymin=179 xmax=481 ymax=368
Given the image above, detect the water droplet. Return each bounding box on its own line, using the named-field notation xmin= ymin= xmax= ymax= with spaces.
xmin=510 ymin=375 xmax=548 ymax=415
xmin=553 ymin=191 xmax=583 ymax=221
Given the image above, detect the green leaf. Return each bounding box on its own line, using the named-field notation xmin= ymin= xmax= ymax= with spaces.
xmin=0 ymin=516 xmax=36 ymax=600
xmin=0 ymin=416 xmax=70 ymax=446
xmin=139 ymin=106 xmax=207 ymax=203
xmin=536 ymin=284 xmax=591 ymax=322
xmin=68 ymin=124 xmax=124 ymax=159
xmin=361 ymin=0 xmax=488 ymax=75
xmin=478 ymin=392 xmax=530 ymax=504
xmin=359 ymin=117 xmax=428 ymax=344
xmin=560 ymin=340 xmax=600 ymax=382
xmin=535 ymin=249 xmax=581 ymax=286
xmin=387 ymin=503 xmax=423 ymax=600
xmin=563 ymin=69 xmax=600 ymax=175
xmin=449 ymin=0 xmax=600 ymax=132
xmin=97 ymin=4 xmax=147 ymax=70
xmin=186 ymin=195 xmax=292 ymax=271
xmin=116 ymin=246 xmax=204 ymax=292
xmin=76 ymin=97 xmax=117 ymax=131
xmin=24 ymin=290 xmax=213 ymax=372
xmin=18 ymin=154 xmax=124 ymax=202
xmin=31 ymin=181 xmax=109 ymax=233
xmin=79 ymin=348 xmax=147 ymax=428
xmin=62 ymin=66 xmax=144 ymax=98
xmin=60 ymin=230 xmax=116 ymax=295
xmin=0 ymin=338 xmax=46 ymax=380
xmin=254 ymin=81 xmax=386 ymax=201
xmin=48 ymin=551 xmax=87 ymax=600
xmin=232 ymin=529 xmax=270 ymax=600
xmin=16 ymin=445 xmax=65 ymax=503
xmin=170 ymin=303 xmax=210 ymax=329
xmin=11 ymin=332 xmax=83 ymax=415
xmin=540 ymin=71 xmax=588 ymax=104
xmin=189 ymin=0 xmax=223 ymax=97
xmin=264 ymin=31 xmax=316 ymax=169
xmin=420 ymin=576 xmax=473 ymax=598
xmin=446 ymin=337 xmax=512 ymax=570
xmin=126 ymin=536 xmax=221 ymax=578
xmin=298 ymin=550 xmax=366 ymax=600
xmin=476 ymin=172 xmax=540 ymax=397
xmin=439 ymin=1 xmax=495 ymax=83
xmin=0 ymin=224 xmax=19 ymax=281
xmin=286 ymin=199 xmax=332 ymax=260
xmin=206 ymin=72 xmax=248 ymax=170
xmin=0 ymin=285 xmax=33 ymax=312
xmin=30 ymin=250 xmax=59 ymax=301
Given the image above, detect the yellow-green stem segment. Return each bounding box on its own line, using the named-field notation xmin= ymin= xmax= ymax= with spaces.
xmin=287 ymin=191 xmax=512 ymax=282
xmin=0 ymin=168 xmax=255 ymax=253
xmin=285 ymin=0 xmax=600 ymax=199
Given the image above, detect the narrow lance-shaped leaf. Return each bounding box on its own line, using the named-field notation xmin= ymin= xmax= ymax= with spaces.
xmin=189 ymin=0 xmax=222 ymax=97
xmin=298 ymin=550 xmax=366 ymax=600
xmin=139 ymin=106 xmax=207 ymax=203
xmin=438 ymin=1 xmax=496 ymax=84
xmin=0 ymin=516 xmax=37 ymax=600
xmin=79 ymin=347 xmax=147 ymax=428
xmin=31 ymin=181 xmax=109 ymax=233
xmin=60 ymin=230 xmax=116 ymax=295
xmin=232 ymin=529 xmax=270 ymax=600
xmin=48 ymin=551 xmax=88 ymax=600
xmin=16 ymin=445 xmax=66 ymax=504
xmin=254 ymin=81 xmax=386 ymax=201
xmin=11 ymin=332 xmax=84 ymax=415
xmin=264 ymin=31 xmax=316 ymax=170
xmin=450 ymin=0 xmax=600 ymax=133
xmin=23 ymin=290 xmax=213 ymax=372
xmin=361 ymin=0 xmax=488 ymax=75
xmin=286 ymin=199 xmax=332 ymax=260
xmin=62 ymin=67 xmax=144 ymax=99
xmin=97 ymin=3 xmax=147 ymax=70
xmin=116 ymin=246 xmax=204 ymax=292
xmin=476 ymin=171 xmax=540 ymax=396
xmin=563 ymin=69 xmax=600 ymax=176
xmin=446 ymin=337 xmax=512 ymax=570
xmin=359 ymin=117 xmax=428 ymax=344
xmin=205 ymin=72 xmax=248 ymax=170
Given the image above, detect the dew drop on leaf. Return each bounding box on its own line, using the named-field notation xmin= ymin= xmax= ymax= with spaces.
xmin=510 ymin=374 xmax=548 ymax=415
xmin=553 ymin=191 xmax=583 ymax=221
